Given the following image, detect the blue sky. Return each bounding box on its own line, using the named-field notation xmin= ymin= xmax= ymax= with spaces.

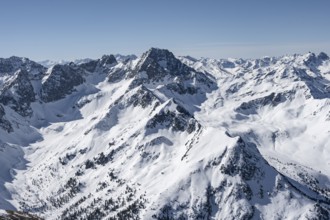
xmin=0 ymin=0 xmax=329 ymax=60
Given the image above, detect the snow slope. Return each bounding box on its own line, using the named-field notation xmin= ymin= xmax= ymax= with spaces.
xmin=0 ymin=48 xmax=330 ymax=219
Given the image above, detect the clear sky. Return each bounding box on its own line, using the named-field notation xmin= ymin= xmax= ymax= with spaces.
xmin=0 ymin=0 xmax=329 ymax=61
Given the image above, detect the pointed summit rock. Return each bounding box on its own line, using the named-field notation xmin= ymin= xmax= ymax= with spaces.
xmin=134 ymin=47 xmax=193 ymax=80
xmin=128 ymin=48 xmax=217 ymax=101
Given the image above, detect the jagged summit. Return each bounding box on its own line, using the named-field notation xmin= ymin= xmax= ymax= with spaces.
xmin=142 ymin=47 xmax=175 ymax=61
xmin=134 ymin=47 xmax=194 ymax=78
xmin=128 ymin=48 xmax=217 ymax=102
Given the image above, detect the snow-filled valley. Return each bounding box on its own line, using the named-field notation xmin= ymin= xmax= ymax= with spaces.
xmin=0 ymin=48 xmax=330 ymax=219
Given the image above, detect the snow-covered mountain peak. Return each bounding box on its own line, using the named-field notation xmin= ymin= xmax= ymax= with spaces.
xmin=0 ymin=49 xmax=330 ymax=219
xmin=130 ymin=48 xmax=215 ymax=90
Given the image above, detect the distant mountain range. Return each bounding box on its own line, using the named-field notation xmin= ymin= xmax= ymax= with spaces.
xmin=0 ymin=48 xmax=329 ymax=219
xmin=38 ymin=54 xmax=137 ymax=68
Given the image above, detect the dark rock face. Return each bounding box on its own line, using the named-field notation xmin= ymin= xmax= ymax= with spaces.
xmin=128 ymin=86 xmax=160 ymax=108
xmin=287 ymin=68 xmax=330 ymax=99
xmin=0 ymin=56 xmax=47 ymax=117
xmin=304 ymin=53 xmax=318 ymax=66
xmin=0 ymin=56 xmax=46 ymax=79
xmin=113 ymin=86 xmax=160 ymax=110
xmin=80 ymin=55 xmax=117 ymax=73
xmin=0 ymin=70 xmax=36 ymax=116
xmin=310 ymin=203 xmax=330 ymax=220
xmin=221 ymin=60 xmax=235 ymax=68
xmin=1 ymin=210 xmax=42 ymax=220
xmin=100 ymin=55 xmax=117 ymax=66
xmin=251 ymin=57 xmax=276 ymax=69
xmin=79 ymin=60 xmax=99 ymax=73
xmin=317 ymin=52 xmax=329 ymax=61
xmin=0 ymin=56 xmax=30 ymax=75
xmin=41 ymin=64 xmax=85 ymax=102
xmin=236 ymin=92 xmax=294 ymax=115
xmin=0 ymin=58 xmax=16 ymax=74
xmin=146 ymin=102 xmax=199 ymax=134
xmin=0 ymin=104 xmax=13 ymax=132
xmin=220 ymin=138 xmax=261 ymax=181
xmin=165 ymin=83 xmax=198 ymax=95
xmin=303 ymin=52 xmax=329 ymax=74
xmin=107 ymin=68 xmax=126 ymax=83
xmin=135 ymin=48 xmax=193 ymax=80
xmin=129 ymin=48 xmax=216 ymax=95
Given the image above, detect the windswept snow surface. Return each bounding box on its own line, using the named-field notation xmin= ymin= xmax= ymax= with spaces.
xmin=0 ymin=49 xmax=330 ymax=219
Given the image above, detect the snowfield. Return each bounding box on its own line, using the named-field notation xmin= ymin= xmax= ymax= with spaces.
xmin=0 ymin=49 xmax=329 ymax=219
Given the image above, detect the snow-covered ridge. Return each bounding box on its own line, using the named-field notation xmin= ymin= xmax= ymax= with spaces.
xmin=0 ymin=49 xmax=330 ymax=219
